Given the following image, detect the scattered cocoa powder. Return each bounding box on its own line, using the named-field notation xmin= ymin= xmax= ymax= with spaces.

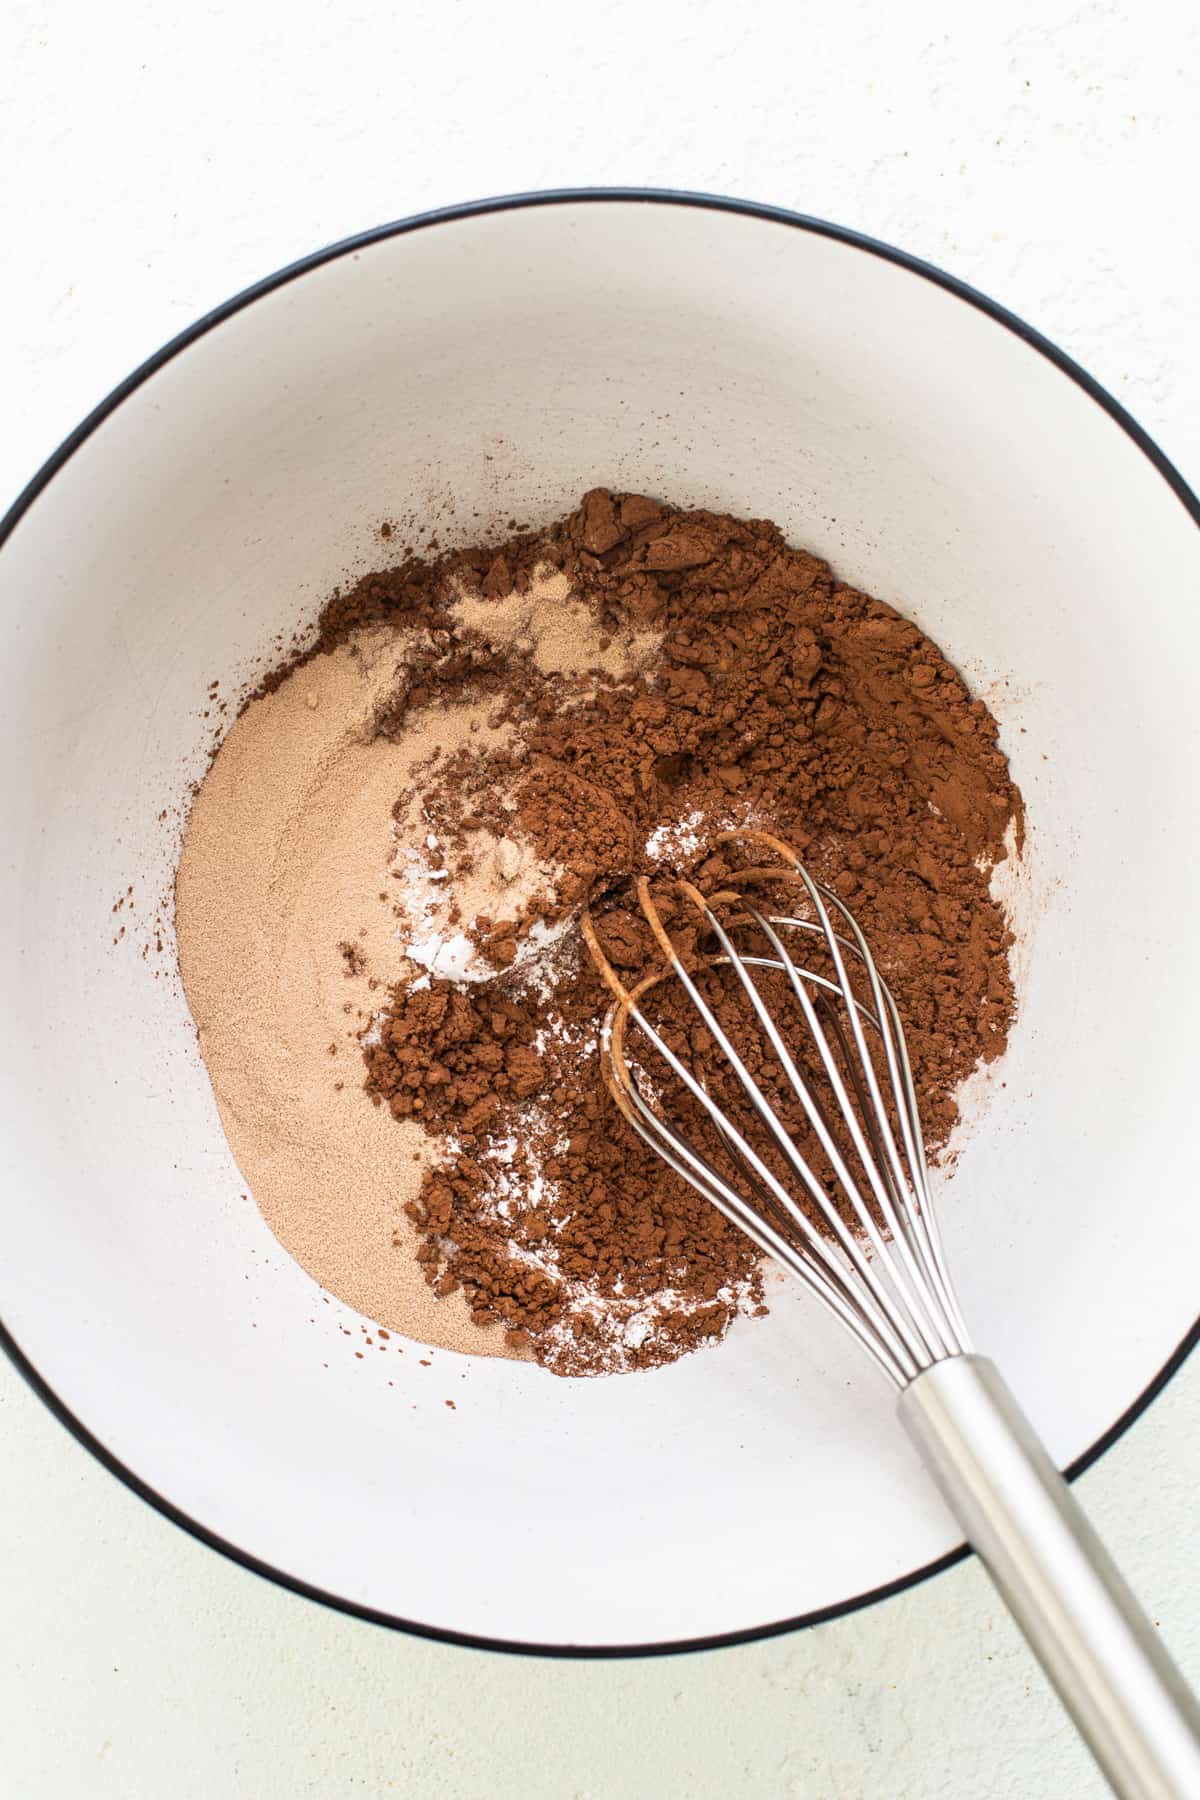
xmin=305 ymin=490 xmax=1020 ymax=1375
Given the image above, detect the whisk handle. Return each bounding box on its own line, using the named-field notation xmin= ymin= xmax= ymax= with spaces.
xmin=900 ymin=1354 xmax=1200 ymax=1800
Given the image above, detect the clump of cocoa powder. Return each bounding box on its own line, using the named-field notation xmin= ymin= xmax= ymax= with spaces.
xmin=366 ymin=958 xmax=765 ymax=1374
xmin=320 ymin=489 xmax=1021 ymax=1376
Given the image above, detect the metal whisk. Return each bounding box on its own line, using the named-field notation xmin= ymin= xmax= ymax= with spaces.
xmin=583 ymin=830 xmax=1200 ymax=1800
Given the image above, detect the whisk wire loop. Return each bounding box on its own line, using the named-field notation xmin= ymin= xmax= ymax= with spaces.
xmin=741 ymin=901 xmax=957 ymax=1366
xmin=686 ymin=897 xmax=943 ymax=1373
xmin=810 ymin=881 xmax=972 ymax=1349
xmin=602 ymin=1008 xmax=913 ymax=1384
xmin=602 ymin=951 xmax=921 ymax=1380
xmin=583 ymin=830 xmax=974 ymax=1388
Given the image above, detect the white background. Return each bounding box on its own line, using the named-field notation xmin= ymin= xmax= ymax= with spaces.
xmin=3 ymin=2 xmax=1199 ymax=1794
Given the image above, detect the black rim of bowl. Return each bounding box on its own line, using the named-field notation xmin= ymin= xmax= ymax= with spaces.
xmin=2 ymin=187 xmax=1198 ymax=1660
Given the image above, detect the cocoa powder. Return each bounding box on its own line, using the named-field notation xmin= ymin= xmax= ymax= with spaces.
xmin=306 ymin=490 xmax=1021 ymax=1376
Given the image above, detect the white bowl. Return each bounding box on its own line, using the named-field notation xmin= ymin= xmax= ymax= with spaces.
xmin=2 ymin=191 xmax=1198 ymax=1653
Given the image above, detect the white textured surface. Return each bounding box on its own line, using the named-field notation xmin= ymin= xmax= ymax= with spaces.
xmin=2 ymin=1 xmax=1199 ymax=1794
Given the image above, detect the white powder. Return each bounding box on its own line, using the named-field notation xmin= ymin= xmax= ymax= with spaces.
xmin=645 ymin=809 xmax=707 ymax=864
xmin=391 ymin=808 xmax=566 ymax=986
xmin=433 ymin=1009 xmax=759 ymax=1377
xmin=450 ymin=563 xmax=660 ymax=684
xmin=406 ymin=928 xmax=479 ymax=982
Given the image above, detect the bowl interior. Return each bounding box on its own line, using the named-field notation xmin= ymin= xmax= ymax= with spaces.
xmin=2 ymin=198 xmax=1198 ymax=1648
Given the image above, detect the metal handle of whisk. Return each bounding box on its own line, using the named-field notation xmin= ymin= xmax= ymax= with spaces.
xmin=901 ymin=1354 xmax=1200 ymax=1800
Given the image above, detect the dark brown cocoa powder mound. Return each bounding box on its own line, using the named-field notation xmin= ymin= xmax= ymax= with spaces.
xmin=320 ymin=490 xmax=1021 ymax=1376
xmin=370 ymin=963 xmax=766 ymax=1372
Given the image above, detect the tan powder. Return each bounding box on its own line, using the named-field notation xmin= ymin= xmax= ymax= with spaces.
xmin=450 ymin=564 xmax=658 ymax=681
xmin=175 ymin=626 xmax=520 ymax=1358
xmin=177 ymin=555 xmax=663 ymax=1358
xmin=390 ymin=795 xmax=562 ymax=985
